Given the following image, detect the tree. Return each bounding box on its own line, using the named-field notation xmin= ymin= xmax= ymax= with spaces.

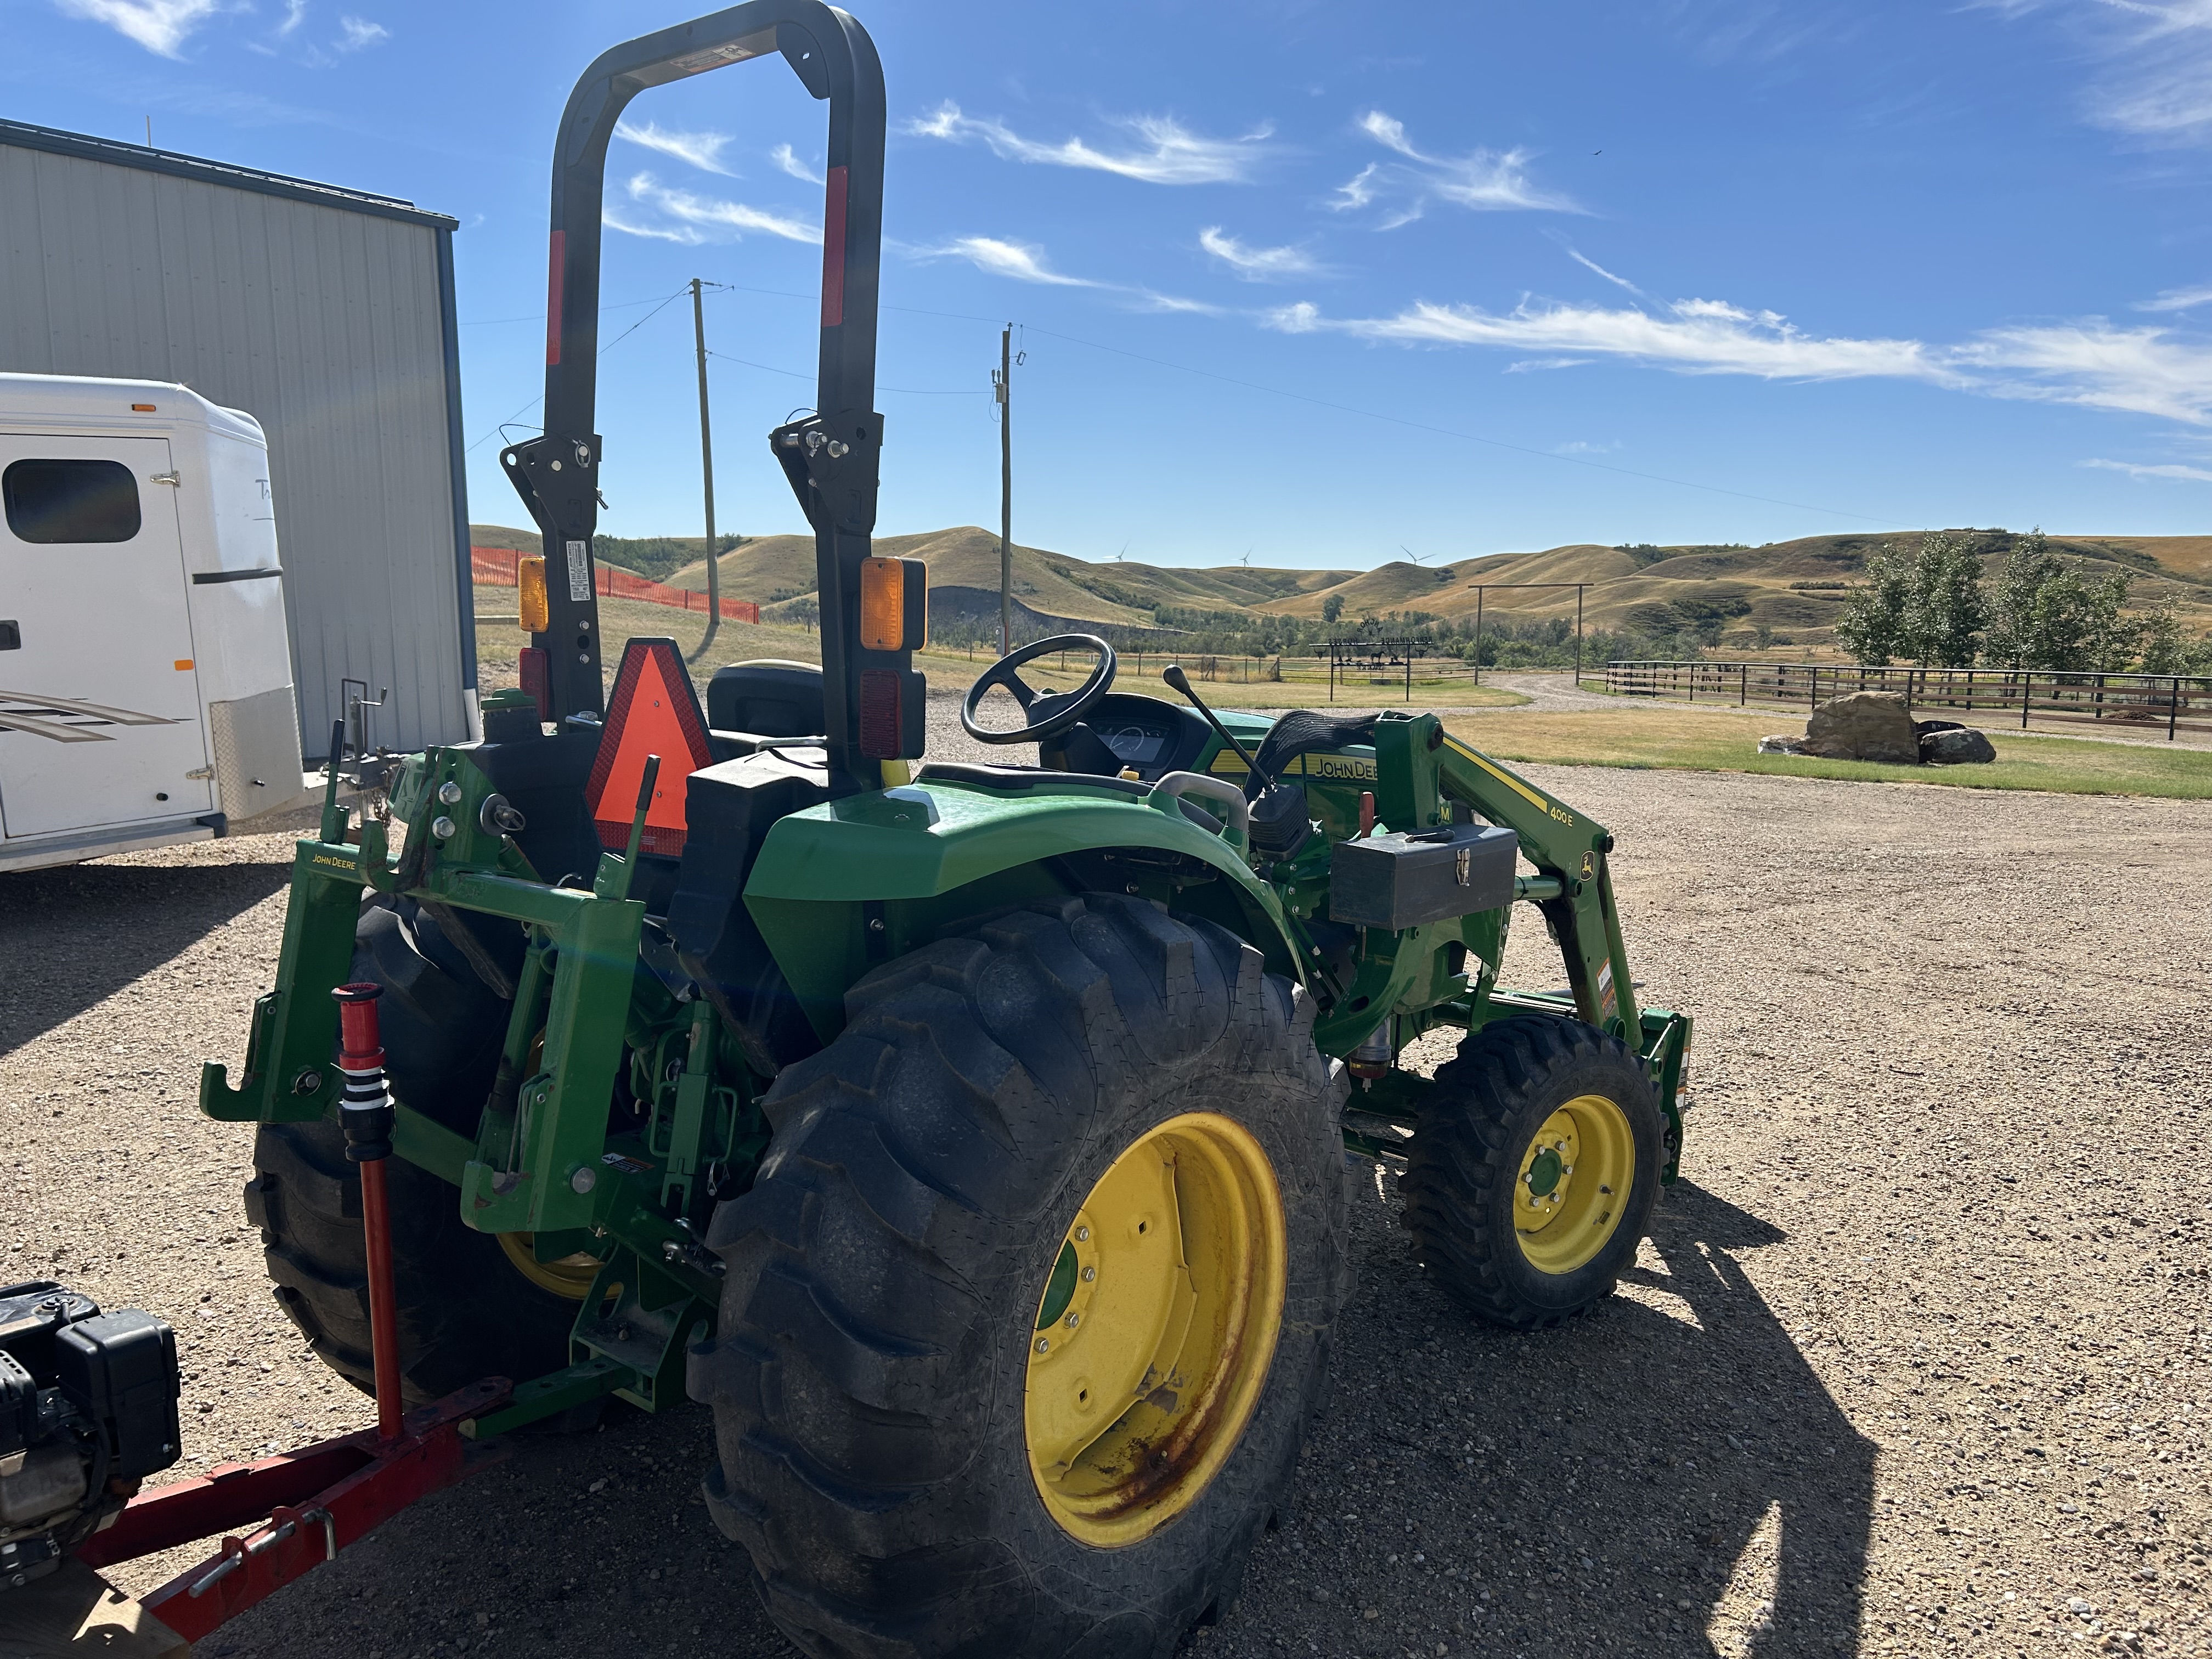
xmin=1898 ymin=531 xmax=1986 ymax=667
xmin=1321 ymin=594 xmax=1345 ymax=625
xmin=2078 ymin=569 xmax=2143 ymax=672
xmin=2137 ymin=596 xmax=2188 ymax=675
xmin=1984 ymin=529 xmax=2059 ymax=668
xmin=1833 ymin=540 xmax=1914 ymax=664
xmin=2013 ymin=562 xmax=2138 ymax=672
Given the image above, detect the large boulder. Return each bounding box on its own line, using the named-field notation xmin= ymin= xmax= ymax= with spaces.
xmin=1757 ymin=734 xmax=1809 ymax=755
xmin=1802 ymin=690 xmax=1922 ymax=763
xmin=1921 ymin=726 xmax=1997 ymax=764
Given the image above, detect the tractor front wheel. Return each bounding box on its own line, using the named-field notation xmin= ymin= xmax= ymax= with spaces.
xmin=1402 ymin=1014 xmax=1662 ymax=1329
xmin=692 ymin=895 xmax=1350 ymax=1659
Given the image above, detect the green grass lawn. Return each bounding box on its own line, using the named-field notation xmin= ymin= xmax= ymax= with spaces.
xmin=1442 ymin=706 xmax=2212 ymax=799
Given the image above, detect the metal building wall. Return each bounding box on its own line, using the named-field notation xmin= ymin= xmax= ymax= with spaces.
xmin=0 ymin=124 xmax=473 ymax=754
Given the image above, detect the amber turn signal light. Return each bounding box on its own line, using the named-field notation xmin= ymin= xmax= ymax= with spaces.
xmin=518 ymin=555 xmax=550 ymax=633
xmin=859 ymin=557 xmax=905 ymax=651
xmin=859 ymin=557 xmax=928 ymax=653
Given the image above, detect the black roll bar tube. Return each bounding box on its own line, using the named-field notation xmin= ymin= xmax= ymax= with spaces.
xmin=500 ymin=2 xmax=889 ymax=792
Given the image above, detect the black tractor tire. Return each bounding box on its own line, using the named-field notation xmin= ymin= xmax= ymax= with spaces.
xmin=243 ymin=893 xmax=577 ymax=1407
xmin=691 ymin=895 xmax=1350 ymax=1659
xmin=350 ymin=894 xmax=520 ymax=1138
xmin=245 ymin=1119 xmax=580 ymax=1404
xmin=1401 ymin=1014 xmax=1662 ymax=1330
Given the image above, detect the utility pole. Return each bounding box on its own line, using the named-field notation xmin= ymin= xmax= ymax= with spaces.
xmin=1575 ymin=585 xmax=1585 ymax=689
xmin=686 ymin=276 xmax=721 ymax=664
xmin=994 ymin=325 xmax=1012 ymax=656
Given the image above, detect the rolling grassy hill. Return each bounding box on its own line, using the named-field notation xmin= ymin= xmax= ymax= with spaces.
xmin=1256 ymin=532 xmax=2212 ymax=641
xmin=469 ymin=523 xmax=2212 ymax=647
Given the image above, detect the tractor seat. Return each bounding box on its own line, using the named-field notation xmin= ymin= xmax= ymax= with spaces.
xmin=707 ymin=660 xmax=825 ymax=756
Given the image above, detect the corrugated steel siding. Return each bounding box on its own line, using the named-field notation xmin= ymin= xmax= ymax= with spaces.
xmin=0 ymin=143 xmax=466 ymax=752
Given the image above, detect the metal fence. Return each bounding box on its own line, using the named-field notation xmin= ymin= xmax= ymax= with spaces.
xmin=1604 ymin=660 xmax=2212 ymax=742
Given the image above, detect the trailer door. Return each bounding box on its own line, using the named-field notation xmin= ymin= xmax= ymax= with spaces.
xmin=0 ymin=436 xmax=213 ymax=839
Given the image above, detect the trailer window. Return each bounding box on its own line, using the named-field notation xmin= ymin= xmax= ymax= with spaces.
xmin=2 ymin=459 xmax=142 ymax=544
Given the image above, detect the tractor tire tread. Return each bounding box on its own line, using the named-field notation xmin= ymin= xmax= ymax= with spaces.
xmin=1401 ymin=1013 xmax=1660 ymax=1331
xmin=693 ymin=893 xmax=1346 ymax=1659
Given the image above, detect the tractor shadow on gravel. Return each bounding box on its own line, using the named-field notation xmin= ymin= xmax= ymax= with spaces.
xmin=1231 ymin=1171 xmax=1877 ymax=1659
xmin=0 ymin=858 xmax=293 ymax=1059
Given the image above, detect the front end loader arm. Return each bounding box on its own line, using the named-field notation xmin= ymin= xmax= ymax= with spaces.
xmin=1430 ymin=732 xmax=1639 ymax=1046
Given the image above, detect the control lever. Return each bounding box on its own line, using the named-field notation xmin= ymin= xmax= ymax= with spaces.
xmin=1161 ymin=663 xmax=1263 ymax=797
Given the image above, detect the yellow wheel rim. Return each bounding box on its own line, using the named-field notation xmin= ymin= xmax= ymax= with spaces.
xmin=1513 ymin=1094 xmax=1635 ymax=1275
xmin=1024 ymin=1112 xmax=1286 ymax=1548
xmin=497 ymin=1232 xmax=603 ymax=1300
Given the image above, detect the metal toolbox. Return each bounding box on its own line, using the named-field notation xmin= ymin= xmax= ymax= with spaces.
xmin=1327 ymin=823 xmax=1519 ymax=930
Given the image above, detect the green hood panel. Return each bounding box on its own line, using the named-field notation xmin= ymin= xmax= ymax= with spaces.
xmin=744 ymin=780 xmax=1260 ymax=901
xmin=742 ymin=777 xmax=1296 ymax=1041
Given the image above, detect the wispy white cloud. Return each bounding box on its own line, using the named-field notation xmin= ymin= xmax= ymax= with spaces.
xmin=1328 ymin=110 xmax=1576 ymax=225
xmin=907 ymin=234 xmax=1216 ymax=312
xmin=602 ymin=208 xmax=704 ymax=246
xmin=1132 ymin=290 xmax=1222 ymax=315
xmin=1269 ymin=294 xmax=1939 ymax=379
xmin=2081 ymin=456 xmax=2212 ymax=481
xmin=1198 ymin=226 xmax=1322 ymax=281
xmin=275 ymin=0 xmax=306 ymax=37
xmin=911 ymin=236 xmax=1099 ymax=286
xmin=1982 ymin=0 xmax=2212 ymax=143
xmin=1329 ymin=163 xmax=1380 ymax=211
xmin=2138 ymin=283 xmax=2212 ymax=312
xmin=1954 ymin=318 xmax=2212 ymax=424
xmin=1266 ymin=291 xmax=2212 ymax=426
xmin=1555 ymin=439 xmax=1621 ymax=454
xmin=908 ymin=101 xmax=1271 ymax=185
xmin=335 ymin=13 xmax=385 ymax=51
xmin=1564 ymin=245 xmax=1646 ymax=297
xmin=615 ymin=120 xmax=735 ymax=176
xmin=618 ymin=173 xmax=821 ymax=245
xmin=770 ymin=143 xmax=823 ymax=185
xmin=55 ymin=0 xmax=221 ymax=57
xmin=2083 ymin=0 xmax=2212 ymax=141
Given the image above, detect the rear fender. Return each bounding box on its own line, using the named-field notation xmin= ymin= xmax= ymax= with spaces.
xmin=742 ymin=781 xmax=1300 ymax=1041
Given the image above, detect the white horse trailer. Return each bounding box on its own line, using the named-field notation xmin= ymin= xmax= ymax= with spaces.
xmin=0 ymin=371 xmax=317 ymax=872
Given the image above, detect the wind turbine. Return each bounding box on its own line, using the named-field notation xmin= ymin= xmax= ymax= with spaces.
xmin=1400 ymin=544 xmax=1434 ymax=565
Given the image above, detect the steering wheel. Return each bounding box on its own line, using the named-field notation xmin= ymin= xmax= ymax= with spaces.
xmin=960 ymin=633 xmax=1118 ymax=745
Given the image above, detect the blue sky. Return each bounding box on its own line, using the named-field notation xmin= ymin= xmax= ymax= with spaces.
xmin=8 ymin=0 xmax=2212 ymax=567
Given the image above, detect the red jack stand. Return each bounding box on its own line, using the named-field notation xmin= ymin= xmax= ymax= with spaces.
xmin=61 ymin=985 xmax=512 ymax=1646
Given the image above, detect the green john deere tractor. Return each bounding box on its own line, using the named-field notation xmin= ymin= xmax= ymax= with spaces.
xmin=201 ymin=5 xmax=1691 ymax=1653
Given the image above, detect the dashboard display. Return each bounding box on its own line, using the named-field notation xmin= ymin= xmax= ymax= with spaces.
xmin=1099 ymin=724 xmax=1166 ymax=763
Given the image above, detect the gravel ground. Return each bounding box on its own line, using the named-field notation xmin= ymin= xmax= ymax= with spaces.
xmin=3 ymin=707 xmax=2207 ymax=1659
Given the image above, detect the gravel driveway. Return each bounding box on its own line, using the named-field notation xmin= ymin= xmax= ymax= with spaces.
xmin=4 ymin=739 xmax=2206 ymax=1658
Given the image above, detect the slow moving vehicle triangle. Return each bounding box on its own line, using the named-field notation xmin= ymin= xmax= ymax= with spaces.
xmin=584 ymin=636 xmax=714 ymax=856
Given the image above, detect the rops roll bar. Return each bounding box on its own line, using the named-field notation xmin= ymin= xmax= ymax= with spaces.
xmin=500 ymin=2 xmax=905 ymax=792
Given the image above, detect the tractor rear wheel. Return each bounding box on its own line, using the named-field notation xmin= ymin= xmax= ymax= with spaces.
xmin=1401 ymin=1014 xmax=1661 ymax=1329
xmin=246 ymin=1120 xmax=584 ymax=1404
xmin=244 ymin=894 xmax=587 ymax=1406
xmin=692 ymin=895 xmax=1349 ymax=1659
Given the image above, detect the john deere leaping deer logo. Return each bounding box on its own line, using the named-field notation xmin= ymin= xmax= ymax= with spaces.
xmin=0 ymin=692 xmax=184 ymax=743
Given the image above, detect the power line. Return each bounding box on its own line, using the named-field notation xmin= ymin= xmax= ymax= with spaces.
xmin=460 ymin=292 xmax=689 ymax=326
xmin=463 ymin=284 xmax=692 ymax=454
xmin=706 ymin=348 xmax=985 ymax=395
